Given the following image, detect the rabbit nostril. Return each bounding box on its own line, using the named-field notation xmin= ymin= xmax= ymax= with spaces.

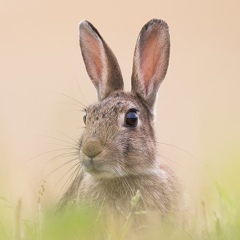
xmin=82 ymin=139 xmax=103 ymax=158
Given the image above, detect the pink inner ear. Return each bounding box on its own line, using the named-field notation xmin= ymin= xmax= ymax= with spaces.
xmin=84 ymin=30 xmax=103 ymax=85
xmin=140 ymin=32 xmax=161 ymax=92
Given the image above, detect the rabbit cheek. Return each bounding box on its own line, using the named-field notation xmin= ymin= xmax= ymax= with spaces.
xmin=122 ymin=124 xmax=156 ymax=174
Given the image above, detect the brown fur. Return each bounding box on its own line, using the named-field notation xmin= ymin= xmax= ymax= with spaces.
xmin=59 ymin=19 xmax=182 ymax=224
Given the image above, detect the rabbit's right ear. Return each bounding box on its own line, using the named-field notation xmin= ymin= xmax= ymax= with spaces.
xmin=79 ymin=21 xmax=124 ymax=101
xmin=131 ymin=19 xmax=170 ymax=114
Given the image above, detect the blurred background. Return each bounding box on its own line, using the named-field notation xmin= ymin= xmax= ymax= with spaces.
xmin=0 ymin=0 xmax=239 ymax=218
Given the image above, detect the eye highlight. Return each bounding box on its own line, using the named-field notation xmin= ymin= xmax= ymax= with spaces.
xmin=125 ymin=108 xmax=138 ymax=127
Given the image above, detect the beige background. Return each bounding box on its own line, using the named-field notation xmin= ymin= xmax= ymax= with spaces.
xmin=1 ymin=0 xmax=239 ymax=214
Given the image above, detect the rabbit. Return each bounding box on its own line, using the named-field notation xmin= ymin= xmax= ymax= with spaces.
xmin=59 ymin=19 xmax=182 ymax=223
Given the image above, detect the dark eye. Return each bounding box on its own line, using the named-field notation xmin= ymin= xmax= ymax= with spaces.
xmin=83 ymin=113 xmax=87 ymax=125
xmin=125 ymin=109 xmax=138 ymax=127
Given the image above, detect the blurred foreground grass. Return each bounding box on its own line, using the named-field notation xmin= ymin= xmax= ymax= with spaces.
xmin=0 ymin=153 xmax=239 ymax=240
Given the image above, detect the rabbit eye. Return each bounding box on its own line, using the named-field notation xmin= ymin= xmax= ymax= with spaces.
xmin=83 ymin=113 xmax=87 ymax=125
xmin=125 ymin=109 xmax=138 ymax=127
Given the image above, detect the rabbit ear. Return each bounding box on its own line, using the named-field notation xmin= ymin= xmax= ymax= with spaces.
xmin=131 ymin=19 xmax=170 ymax=114
xmin=79 ymin=21 xmax=124 ymax=101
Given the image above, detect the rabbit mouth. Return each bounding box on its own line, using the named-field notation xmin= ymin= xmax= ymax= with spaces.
xmin=86 ymin=168 xmax=115 ymax=179
xmin=82 ymin=157 xmax=116 ymax=179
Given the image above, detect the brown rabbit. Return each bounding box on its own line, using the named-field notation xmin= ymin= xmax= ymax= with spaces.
xmin=59 ymin=19 xmax=182 ymax=222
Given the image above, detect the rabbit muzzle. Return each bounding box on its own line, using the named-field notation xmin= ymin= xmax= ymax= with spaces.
xmin=81 ymin=138 xmax=116 ymax=178
xmin=81 ymin=138 xmax=102 ymax=170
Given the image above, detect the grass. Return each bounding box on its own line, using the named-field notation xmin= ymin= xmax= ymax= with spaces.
xmin=0 ymin=155 xmax=239 ymax=240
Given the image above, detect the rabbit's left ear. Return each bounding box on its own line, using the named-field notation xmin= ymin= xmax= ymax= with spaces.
xmin=131 ymin=19 xmax=170 ymax=114
xmin=79 ymin=21 xmax=124 ymax=101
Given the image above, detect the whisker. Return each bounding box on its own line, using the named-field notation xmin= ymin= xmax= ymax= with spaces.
xmin=74 ymin=71 xmax=89 ymax=106
xmin=43 ymin=142 xmax=76 ymax=148
xmin=56 ymin=101 xmax=85 ymax=110
xmin=43 ymin=157 xmax=79 ymax=180
xmin=55 ymin=162 xmax=81 ymax=199
xmin=46 ymin=127 xmax=79 ymax=145
xmin=56 ymin=92 xmax=87 ymax=109
xmin=156 ymin=140 xmax=202 ymax=163
xmin=32 ymin=134 xmax=76 ymax=146
xmin=132 ymin=135 xmax=203 ymax=165
xmin=155 ymin=152 xmax=184 ymax=168
xmin=16 ymin=147 xmax=76 ymax=167
xmin=58 ymin=109 xmax=84 ymax=115
xmin=42 ymin=151 xmax=79 ymax=175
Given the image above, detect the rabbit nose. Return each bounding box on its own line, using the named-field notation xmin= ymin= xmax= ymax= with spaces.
xmin=82 ymin=139 xmax=102 ymax=158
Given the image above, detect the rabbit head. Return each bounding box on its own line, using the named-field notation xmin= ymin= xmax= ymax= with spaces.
xmin=79 ymin=19 xmax=170 ymax=180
